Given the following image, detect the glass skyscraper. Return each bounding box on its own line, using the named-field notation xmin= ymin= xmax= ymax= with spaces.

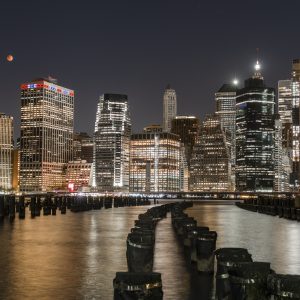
xmin=163 ymin=85 xmax=177 ymax=132
xmin=94 ymin=94 xmax=131 ymax=192
xmin=20 ymin=78 xmax=74 ymax=192
xmin=215 ymin=83 xmax=238 ymax=190
xmin=235 ymin=62 xmax=275 ymax=192
xmin=0 ymin=113 xmax=13 ymax=191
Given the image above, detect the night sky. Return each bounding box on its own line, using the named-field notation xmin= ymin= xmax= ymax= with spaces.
xmin=1 ymin=0 xmax=300 ymax=139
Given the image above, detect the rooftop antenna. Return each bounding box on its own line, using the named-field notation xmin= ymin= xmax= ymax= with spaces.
xmin=253 ymin=48 xmax=263 ymax=79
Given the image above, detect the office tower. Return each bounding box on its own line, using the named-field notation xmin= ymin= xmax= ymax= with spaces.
xmin=0 ymin=113 xmax=13 ymax=191
xmin=215 ymin=83 xmax=238 ymax=135
xmin=190 ymin=114 xmax=231 ymax=192
xmin=20 ymin=78 xmax=74 ymax=192
xmin=12 ymin=149 xmax=20 ymax=192
xmin=66 ymin=160 xmax=92 ymax=192
xmin=94 ymin=94 xmax=131 ymax=192
xmin=163 ymin=85 xmax=177 ymax=132
xmin=290 ymin=60 xmax=300 ymax=188
xmin=215 ymin=83 xmax=238 ymax=190
xmin=179 ymin=143 xmax=189 ymax=192
xmin=274 ymin=117 xmax=291 ymax=191
xmin=171 ymin=116 xmax=200 ymax=166
xmin=235 ymin=62 xmax=275 ymax=192
xmin=130 ymin=128 xmax=180 ymax=192
xmin=73 ymin=132 xmax=94 ymax=163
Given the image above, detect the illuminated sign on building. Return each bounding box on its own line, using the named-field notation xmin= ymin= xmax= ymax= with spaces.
xmin=20 ymin=82 xmax=74 ymax=96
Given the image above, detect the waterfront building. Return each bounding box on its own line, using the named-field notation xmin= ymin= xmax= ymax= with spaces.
xmin=94 ymin=94 xmax=131 ymax=192
xmin=163 ymin=85 xmax=177 ymax=132
xmin=289 ymin=60 xmax=300 ymax=189
xmin=20 ymin=78 xmax=74 ymax=192
xmin=66 ymin=160 xmax=92 ymax=192
xmin=73 ymin=132 xmax=93 ymax=163
xmin=179 ymin=143 xmax=189 ymax=192
xmin=12 ymin=149 xmax=20 ymax=192
xmin=274 ymin=117 xmax=291 ymax=192
xmin=130 ymin=128 xmax=180 ymax=193
xmin=215 ymin=83 xmax=238 ymax=190
xmin=171 ymin=116 xmax=199 ymax=166
xmin=190 ymin=114 xmax=232 ymax=192
xmin=0 ymin=113 xmax=13 ymax=191
xmin=235 ymin=62 xmax=275 ymax=192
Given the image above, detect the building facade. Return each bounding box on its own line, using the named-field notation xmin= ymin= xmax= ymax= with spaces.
xmin=235 ymin=62 xmax=275 ymax=192
xmin=215 ymin=83 xmax=238 ymax=189
xmin=73 ymin=132 xmax=93 ymax=163
xmin=163 ymin=85 xmax=177 ymax=132
xmin=130 ymin=130 xmax=180 ymax=193
xmin=94 ymin=94 xmax=131 ymax=192
xmin=190 ymin=114 xmax=231 ymax=192
xmin=66 ymin=160 xmax=92 ymax=192
xmin=0 ymin=113 xmax=13 ymax=191
xmin=170 ymin=116 xmax=199 ymax=166
xmin=274 ymin=117 xmax=291 ymax=192
xmin=290 ymin=60 xmax=300 ymax=189
xmin=20 ymin=78 xmax=74 ymax=192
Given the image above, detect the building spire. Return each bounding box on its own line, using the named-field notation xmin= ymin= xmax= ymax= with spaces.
xmin=253 ymin=48 xmax=263 ymax=79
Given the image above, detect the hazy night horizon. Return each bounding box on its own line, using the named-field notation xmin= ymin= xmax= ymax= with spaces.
xmin=1 ymin=0 xmax=300 ymax=137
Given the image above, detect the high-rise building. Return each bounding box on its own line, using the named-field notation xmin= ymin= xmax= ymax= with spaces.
xmin=73 ymin=132 xmax=93 ymax=163
xmin=171 ymin=116 xmax=200 ymax=166
xmin=12 ymin=149 xmax=20 ymax=192
xmin=278 ymin=80 xmax=293 ymax=160
xmin=20 ymin=78 xmax=74 ymax=192
xmin=163 ymin=85 xmax=177 ymax=132
xmin=274 ymin=117 xmax=291 ymax=192
xmin=235 ymin=62 xmax=275 ymax=192
xmin=94 ymin=94 xmax=131 ymax=192
xmin=66 ymin=160 xmax=92 ymax=192
xmin=190 ymin=114 xmax=232 ymax=192
xmin=130 ymin=129 xmax=180 ymax=193
xmin=0 ymin=113 xmax=13 ymax=191
xmin=290 ymin=60 xmax=300 ymax=189
xmin=215 ymin=83 xmax=238 ymax=186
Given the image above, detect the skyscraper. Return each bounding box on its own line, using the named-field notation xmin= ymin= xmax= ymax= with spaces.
xmin=20 ymin=78 xmax=74 ymax=192
xmin=73 ymin=132 xmax=94 ymax=163
xmin=130 ymin=127 xmax=180 ymax=192
xmin=163 ymin=85 xmax=177 ymax=132
xmin=278 ymin=80 xmax=293 ymax=151
xmin=235 ymin=62 xmax=275 ymax=192
xmin=170 ymin=116 xmax=200 ymax=166
xmin=290 ymin=59 xmax=300 ymax=189
xmin=94 ymin=94 xmax=131 ymax=192
xmin=190 ymin=114 xmax=232 ymax=192
xmin=0 ymin=113 xmax=13 ymax=191
xmin=274 ymin=116 xmax=291 ymax=192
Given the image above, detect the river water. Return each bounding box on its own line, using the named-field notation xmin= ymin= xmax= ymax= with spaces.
xmin=0 ymin=201 xmax=299 ymax=299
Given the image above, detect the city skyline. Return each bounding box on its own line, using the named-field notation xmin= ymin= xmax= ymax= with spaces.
xmin=1 ymin=1 xmax=300 ymax=138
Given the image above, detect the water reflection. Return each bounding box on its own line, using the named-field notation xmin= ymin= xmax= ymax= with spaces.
xmin=0 ymin=202 xmax=299 ymax=300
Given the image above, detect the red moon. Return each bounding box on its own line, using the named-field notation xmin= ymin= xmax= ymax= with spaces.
xmin=7 ymin=55 xmax=14 ymax=62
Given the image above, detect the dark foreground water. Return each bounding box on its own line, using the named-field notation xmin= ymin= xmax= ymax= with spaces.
xmin=0 ymin=201 xmax=300 ymax=299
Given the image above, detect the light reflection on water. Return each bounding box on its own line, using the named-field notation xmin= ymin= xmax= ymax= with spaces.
xmin=0 ymin=202 xmax=299 ymax=300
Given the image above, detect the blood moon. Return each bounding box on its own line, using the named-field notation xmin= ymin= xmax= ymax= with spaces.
xmin=6 ymin=54 xmax=14 ymax=62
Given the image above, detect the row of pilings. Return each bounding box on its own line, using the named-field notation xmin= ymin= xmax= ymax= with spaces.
xmin=171 ymin=203 xmax=300 ymax=300
xmin=236 ymin=195 xmax=300 ymax=221
xmin=113 ymin=202 xmax=192 ymax=299
xmin=0 ymin=194 xmax=151 ymax=221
